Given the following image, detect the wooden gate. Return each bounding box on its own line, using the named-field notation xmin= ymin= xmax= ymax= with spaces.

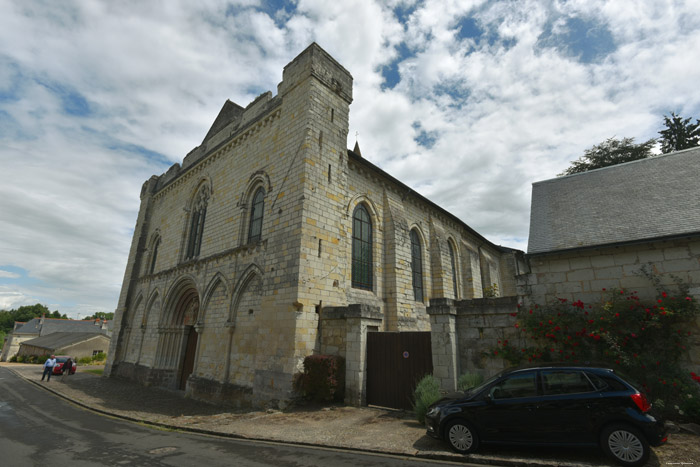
xmin=366 ymin=332 xmax=432 ymax=410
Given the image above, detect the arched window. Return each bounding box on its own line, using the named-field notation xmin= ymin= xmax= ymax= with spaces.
xmin=351 ymin=204 xmax=372 ymax=290
xmin=448 ymin=241 xmax=458 ymax=299
xmin=185 ymin=185 xmax=209 ymax=259
xmin=410 ymin=229 xmax=423 ymax=302
xmin=248 ymin=187 xmax=265 ymax=243
xmin=149 ymin=237 xmax=160 ymax=274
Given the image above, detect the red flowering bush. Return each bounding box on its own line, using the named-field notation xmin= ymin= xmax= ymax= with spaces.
xmin=498 ymin=284 xmax=700 ymax=421
xmin=295 ymin=355 xmax=345 ymax=402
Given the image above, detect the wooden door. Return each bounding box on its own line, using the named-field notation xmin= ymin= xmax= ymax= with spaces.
xmin=366 ymin=332 xmax=432 ymax=410
xmin=179 ymin=328 xmax=198 ymax=390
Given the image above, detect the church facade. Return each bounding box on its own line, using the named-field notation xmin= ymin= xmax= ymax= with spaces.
xmin=105 ymin=44 xmax=520 ymax=407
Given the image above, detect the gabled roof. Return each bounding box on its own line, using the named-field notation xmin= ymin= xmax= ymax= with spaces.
xmin=201 ymin=100 xmax=244 ymax=144
xmin=13 ymin=318 xmax=41 ymax=335
xmin=347 ymin=149 xmax=506 ymax=251
xmin=19 ymin=332 xmax=109 ymax=351
xmin=13 ymin=318 xmax=111 ymax=336
xmin=528 ymin=146 xmax=700 ymax=254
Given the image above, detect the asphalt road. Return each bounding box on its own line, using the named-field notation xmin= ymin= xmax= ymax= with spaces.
xmin=0 ymin=368 xmax=478 ymax=467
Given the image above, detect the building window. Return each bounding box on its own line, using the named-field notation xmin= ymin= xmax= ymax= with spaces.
xmin=186 ymin=186 xmax=209 ymax=259
xmin=410 ymin=229 xmax=423 ymax=302
xmin=352 ymin=204 xmax=372 ymax=290
xmin=448 ymin=241 xmax=458 ymax=299
xmin=149 ymin=238 xmax=160 ymax=274
xmin=248 ymin=187 xmax=265 ymax=243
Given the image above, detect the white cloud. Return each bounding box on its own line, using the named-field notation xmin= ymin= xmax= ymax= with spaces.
xmin=1 ymin=0 xmax=699 ymax=314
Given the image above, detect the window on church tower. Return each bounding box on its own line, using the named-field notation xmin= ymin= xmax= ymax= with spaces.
xmin=185 ymin=186 xmax=209 ymax=259
xmin=352 ymin=204 xmax=372 ymax=290
xmin=411 ymin=229 xmax=423 ymax=302
xmin=448 ymin=240 xmax=458 ymax=299
xmin=149 ymin=237 xmax=160 ymax=274
xmin=248 ymin=187 xmax=265 ymax=243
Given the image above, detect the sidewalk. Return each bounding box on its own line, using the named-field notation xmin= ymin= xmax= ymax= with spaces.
xmin=4 ymin=363 xmax=695 ymax=466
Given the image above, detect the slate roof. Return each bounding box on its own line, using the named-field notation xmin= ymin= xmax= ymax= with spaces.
xmin=527 ymin=146 xmax=700 ymax=254
xmin=19 ymin=332 xmax=108 ymax=351
xmin=14 ymin=318 xmax=111 ymax=336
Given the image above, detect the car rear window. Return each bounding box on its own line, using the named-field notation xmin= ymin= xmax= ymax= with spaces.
xmin=56 ymin=357 xmax=68 ymax=363
xmin=586 ymin=371 xmax=628 ymax=391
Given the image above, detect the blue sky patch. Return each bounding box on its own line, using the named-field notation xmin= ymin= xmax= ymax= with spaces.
xmin=37 ymin=79 xmax=93 ymax=117
xmin=256 ymin=0 xmax=297 ymax=27
xmin=0 ymin=265 xmax=41 ymax=287
xmin=537 ymin=16 xmax=615 ymax=63
xmin=393 ymin=1 xmax=420 ymax=24
xmin=107 ymin=141 xmax=172 ymax=168
xmin=412 ymin=121 xmax=438 ymax=149
xmin=457 ymin=17 xmax=482 ymax=40
xmin=0 ymin=59 xmax=24 ymax=104
xmin=381 ymin=42 xmax=413 ymax=90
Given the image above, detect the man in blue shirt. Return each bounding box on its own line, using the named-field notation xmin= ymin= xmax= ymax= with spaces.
xmin=41 ymin=355 xmax=56 ymax=381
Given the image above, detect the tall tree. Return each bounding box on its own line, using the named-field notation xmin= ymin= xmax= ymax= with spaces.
xmin=83 ymin=312 xmax=114 ymax=321
xmin=559 ymin=137 xmax=656 ymax=176
xmin=658 ymin=112 xmax=700 ymax=153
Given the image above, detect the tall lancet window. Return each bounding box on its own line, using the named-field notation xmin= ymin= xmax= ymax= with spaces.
xmin=248 ymin=187 xmax=265 ymax=243
xmin=351 ymin=204 xmax=372 ymax=290
xmin=410 ymin=229 xmax=423 ymax=302
xmin=186 ymin=185 xmax=209 ymax=259
xmin=448 ymin=241 xmax=458 ymax=299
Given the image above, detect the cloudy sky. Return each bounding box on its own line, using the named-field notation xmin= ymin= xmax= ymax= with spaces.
xmin=1 ymin=0 xmax=699 ymax=318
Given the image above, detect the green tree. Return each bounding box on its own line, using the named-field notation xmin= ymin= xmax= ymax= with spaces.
xmin=83 ymin=312 xmax=114 ymax=321
xmin=559 ymin=137 xmax=656 ymax=176
xmin=659 ymin=112 xmax=700 ymax=153
xmin=0 ymin=304 xmax=66 ymax=335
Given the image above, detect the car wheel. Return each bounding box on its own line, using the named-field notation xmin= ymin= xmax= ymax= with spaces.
xmin=445 ymin=420 xmax=479 ymax=454
xmin=600 ymin=424 xmax=649 ymax=467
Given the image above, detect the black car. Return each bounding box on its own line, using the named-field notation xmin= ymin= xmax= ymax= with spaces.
xmin=425 ymin=365 xmax=667 ymax=466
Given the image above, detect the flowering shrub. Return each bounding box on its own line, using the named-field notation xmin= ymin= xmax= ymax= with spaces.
xmin=295 ymin=355 xmax=345 ymax=402
xmin=497 ymin=285 xmax=700 ymax=421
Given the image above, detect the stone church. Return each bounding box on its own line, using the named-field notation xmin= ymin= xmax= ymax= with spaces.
xmin=105 ymin=43 xmax=521 ymax=407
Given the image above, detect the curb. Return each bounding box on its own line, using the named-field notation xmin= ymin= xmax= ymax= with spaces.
xmin=9 ymin=367 xmax=590 ymax=467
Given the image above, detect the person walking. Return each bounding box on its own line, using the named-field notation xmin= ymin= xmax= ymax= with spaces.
xmin=41 ymin=355 xmax=56 ymax=382
xmin=61 ymin=357 xmax=73 ymax=382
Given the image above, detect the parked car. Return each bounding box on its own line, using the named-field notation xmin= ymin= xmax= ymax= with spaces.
xmin=52 ymin=356 xmax=76 ymax=375
xmin=425 ymin=365 xmax=667 ymax=466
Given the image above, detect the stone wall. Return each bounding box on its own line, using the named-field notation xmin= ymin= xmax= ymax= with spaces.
xmin=428 ymin=297 xmax=521 ymax=391
xmin=518 ymin=238 xmax=700 ymax=304
xmin=518 ymin=237 xmax=700 ymax=367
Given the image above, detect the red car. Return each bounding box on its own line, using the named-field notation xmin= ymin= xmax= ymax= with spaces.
xmin=52 ymin=356 xmax=77 ymax=375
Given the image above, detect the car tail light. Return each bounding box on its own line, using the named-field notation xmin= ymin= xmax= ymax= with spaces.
xmin=630 ymin=392 xmax=651 ymax=412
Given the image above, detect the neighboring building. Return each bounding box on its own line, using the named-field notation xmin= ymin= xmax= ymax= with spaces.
xmin=105 ymin=43 xmax=521 ymax=408
xmin=1 ymin=317 xmax=111 ymax=361
xmin=18 ymin=332 xmax=110 ymax=361
xmin=518 ymin=146 xmax=700 ymax=365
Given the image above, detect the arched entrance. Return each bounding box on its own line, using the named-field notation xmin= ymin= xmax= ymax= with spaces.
xmin=158 ymin=280 xmax=200 ymax=390
xmin=174 ymin=288 xmax=200 ymax=390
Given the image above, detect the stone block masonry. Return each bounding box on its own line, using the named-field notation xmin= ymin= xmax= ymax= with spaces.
xmin=105 ymin=43 xmax=522 ymax=408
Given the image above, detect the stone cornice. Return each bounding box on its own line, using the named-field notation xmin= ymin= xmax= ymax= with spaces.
xmin=138 ymin=240 xmax=267 ymax=285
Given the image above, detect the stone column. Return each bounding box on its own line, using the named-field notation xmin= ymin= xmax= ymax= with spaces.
xmin=343 ymin=304 xmax=382 ymax=406
xmin=427 ymin=298 xmax=458 ymax=392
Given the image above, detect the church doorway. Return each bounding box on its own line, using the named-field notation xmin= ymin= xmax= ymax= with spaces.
xmin=179 ymin=327 xmax=198 ymax=390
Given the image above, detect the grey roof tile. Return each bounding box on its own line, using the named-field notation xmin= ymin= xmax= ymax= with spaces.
xmin=528 ymin=147 xmax=700 ymax=254
xmin=20 ymin=332 xmax=108 ymax=351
